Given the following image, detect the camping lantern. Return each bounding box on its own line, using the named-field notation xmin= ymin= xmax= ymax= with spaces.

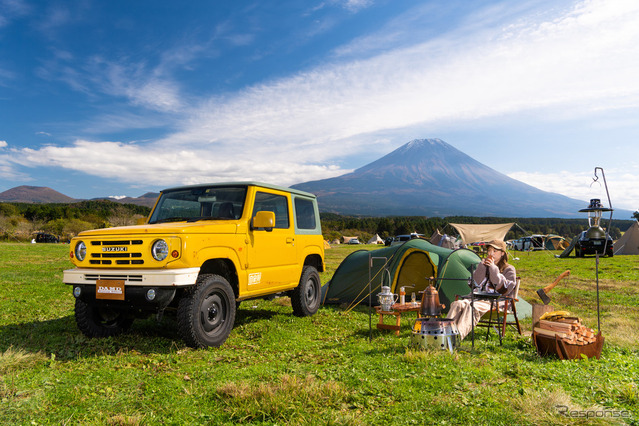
xmin=579 ymin=199 xmax=612 ymax=239
xmin=377 ymin=286 xmax=398 ymax=312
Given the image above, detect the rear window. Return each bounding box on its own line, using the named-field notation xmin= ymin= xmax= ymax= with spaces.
xmin=294 ymin=198 xmax=316 ymax=230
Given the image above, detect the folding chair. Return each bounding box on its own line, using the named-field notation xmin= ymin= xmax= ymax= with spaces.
xmin=477 ymin=276 xmax=522 ymax=338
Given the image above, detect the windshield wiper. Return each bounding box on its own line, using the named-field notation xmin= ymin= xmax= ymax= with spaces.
xmin=150 ymin=217 xmax=192 ymax=224
xmin=187 ymin=216 xmax=233 ymax=222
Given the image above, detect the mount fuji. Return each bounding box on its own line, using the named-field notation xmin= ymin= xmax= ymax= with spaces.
xmin=292 ymin=138 xmax=588 ymax=218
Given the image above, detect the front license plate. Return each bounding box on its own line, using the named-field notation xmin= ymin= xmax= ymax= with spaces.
xmin=96 ymin=280 xmax=125 ymax=300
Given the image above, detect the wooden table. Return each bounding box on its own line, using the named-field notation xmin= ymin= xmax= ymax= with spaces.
xmin=375 ymin=303 xmax=421 ymax=336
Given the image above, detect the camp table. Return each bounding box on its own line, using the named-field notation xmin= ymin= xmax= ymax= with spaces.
xmin=375 ymin=303 xmax=421 ymax=336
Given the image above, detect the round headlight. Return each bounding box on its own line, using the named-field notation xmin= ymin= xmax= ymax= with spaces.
xmin=75 ymin=241 xmax=86 ymax=261
xmin=152 ymin=239 xmax=169 ymax=261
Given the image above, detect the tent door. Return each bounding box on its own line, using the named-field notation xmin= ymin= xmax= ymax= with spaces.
xmin=395 ymin=252 xmax=436 ymax=295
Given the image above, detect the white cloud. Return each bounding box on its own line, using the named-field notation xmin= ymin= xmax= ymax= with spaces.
xmin=7 ymin=0 xmax=639 ymax=201
xmin=508 ymin=167 xmax=639 ymax=212
xmin=0 ymin=0 xmax=31 ymax=28
xmin=9 ymin=140 xmax=346 ymax=187
xmin=0 ymin=140 xmax=7 ymax=148
xmin=339 ymin=0 xmax=372 ymax=13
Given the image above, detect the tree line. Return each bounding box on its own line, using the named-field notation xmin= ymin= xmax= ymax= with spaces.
xmin=0 ymin=201 xmax=151 ymax=242
xmin=320 ymin=213 xmax=632 ymax=243
xmin=0 ymin=200 xmax=634 ymax=243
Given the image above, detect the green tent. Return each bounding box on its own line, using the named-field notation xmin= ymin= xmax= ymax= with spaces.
xmin=321 ymin=239 xmax=481 ymax=312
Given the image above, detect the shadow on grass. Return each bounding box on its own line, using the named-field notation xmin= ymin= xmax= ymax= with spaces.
xmin=0 ymin=305 xmax=285 ymax=359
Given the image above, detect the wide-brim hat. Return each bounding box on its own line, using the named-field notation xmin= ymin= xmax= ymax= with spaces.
xmin=486 ymin=239 xmax=508 ymax=260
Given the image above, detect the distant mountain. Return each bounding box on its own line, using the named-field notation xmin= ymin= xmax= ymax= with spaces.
xmin=0 ymin=186 xmax=77 ymax=203
xmin=91 ymin=192 xmax=159 ymax=208
xmin=293 ymin=138 xmax=595 ymax=218
xmin=0 ymin=185 xmax=158 ymax=207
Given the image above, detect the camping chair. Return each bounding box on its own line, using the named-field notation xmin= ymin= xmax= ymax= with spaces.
xmin=476 ymin=276 xmax=522 ymax=338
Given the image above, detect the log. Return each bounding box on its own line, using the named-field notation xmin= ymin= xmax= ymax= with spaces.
xmin=533 ymin=327 xmax=571 ymax=339
xmin=539 ymin=320 xmax=574 ymax=332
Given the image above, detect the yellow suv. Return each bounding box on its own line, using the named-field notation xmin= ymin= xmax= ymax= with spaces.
xmin=64 ymin=182 xmax=325 ymax=348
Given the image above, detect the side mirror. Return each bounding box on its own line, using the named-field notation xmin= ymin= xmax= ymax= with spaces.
xmin=136 ymin=217 xmax=147 ymax=225
xmin=251 ymin=211 xmax=275 ymax=231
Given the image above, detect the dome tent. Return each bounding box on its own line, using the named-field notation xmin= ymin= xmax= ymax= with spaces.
xmin=321 ymin=238 xmax=481 ymax=312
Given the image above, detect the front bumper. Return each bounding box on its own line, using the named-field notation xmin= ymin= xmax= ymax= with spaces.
xmin=63 ymin=267 xmax=200 ymax=286
xmin=72 ymin=284 xmax=178 ymax=312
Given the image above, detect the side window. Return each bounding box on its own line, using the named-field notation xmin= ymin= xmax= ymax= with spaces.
xmin=252 ymin=192 xmax=289 ymax=229
xmin=294 ymin=197 xmax=316 ymax=230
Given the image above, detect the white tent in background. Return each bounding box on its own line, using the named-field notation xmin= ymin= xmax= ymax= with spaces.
xmin=615 ymin=221 xmax=639 ymax=255
xmin=367 ymin=234 xmax=384 ymax=244
xmin=449 ymin=223 xmax=515 ymax=245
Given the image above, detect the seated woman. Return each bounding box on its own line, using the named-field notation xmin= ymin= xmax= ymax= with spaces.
xmin=447 ymin=239 xmax=516 ymax=339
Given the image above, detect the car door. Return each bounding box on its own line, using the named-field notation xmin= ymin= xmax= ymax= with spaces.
xmin=246 ymin=190 xmax=298 ymax=293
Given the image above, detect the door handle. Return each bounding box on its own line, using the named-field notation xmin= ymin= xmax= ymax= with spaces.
xmin=286 ymin=237 xmax=294 ymax=244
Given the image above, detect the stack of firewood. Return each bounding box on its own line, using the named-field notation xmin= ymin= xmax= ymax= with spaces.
xmin=534 ymin=317 xmax=597 ymax=345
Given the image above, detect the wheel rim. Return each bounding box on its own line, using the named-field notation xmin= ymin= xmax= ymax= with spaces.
xmin=200 ymin=291 xmax=228 ymax=333
xmin=305 ymin=276 xmax=318 ymax=306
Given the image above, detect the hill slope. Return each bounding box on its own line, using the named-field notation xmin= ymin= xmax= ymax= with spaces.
xmin=293 ymin=138 xmax=588 ymax=218
xmin=0 ymin=186 xmax=77 ymax=203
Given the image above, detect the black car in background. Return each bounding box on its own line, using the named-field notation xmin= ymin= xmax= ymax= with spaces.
xmin=34 ymin=232 xmax=59 ymax=243
xmin=574 ymin=230 xmax=613 ymax=257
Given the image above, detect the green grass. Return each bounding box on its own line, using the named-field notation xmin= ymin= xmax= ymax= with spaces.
xmin=1 ymin=243 xmax=638 ymax=425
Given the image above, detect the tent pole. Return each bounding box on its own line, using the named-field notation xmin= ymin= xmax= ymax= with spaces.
xmin=592 ymin=167 xmax=612 ymax=335
xmin=595 ymin=252 xmax=601 ymax=334
xmin=369 ymin=255 xmax=389 ymax=343
xmin=368 ymin=253 xmax=372 ymax=342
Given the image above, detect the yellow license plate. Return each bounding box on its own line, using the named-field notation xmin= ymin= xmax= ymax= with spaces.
xmin=96 ymin=280 xmax=125 ymax=300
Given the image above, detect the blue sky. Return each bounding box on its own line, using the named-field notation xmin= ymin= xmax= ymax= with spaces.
xmin=1 ymin=0 xmax=638 ymax=213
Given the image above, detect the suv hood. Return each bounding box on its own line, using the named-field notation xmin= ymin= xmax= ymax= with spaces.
xmin=77 ymin=221 xmax=241 ymax=237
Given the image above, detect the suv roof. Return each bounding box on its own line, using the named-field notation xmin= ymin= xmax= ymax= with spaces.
xmin=160 ymin=181 xmax=317 ymax=199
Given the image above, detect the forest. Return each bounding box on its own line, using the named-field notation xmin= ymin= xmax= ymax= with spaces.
xmin=319 ymin=213 xmax=633 ymax=244
xmin=0 ymin=200 xmax=634 ymax=243
xmin=0 ymin=201 xmax=151 ymax=242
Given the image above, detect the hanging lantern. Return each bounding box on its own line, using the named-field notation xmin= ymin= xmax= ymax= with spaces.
xmin=579 ymin=198 xmax=612 ymax=239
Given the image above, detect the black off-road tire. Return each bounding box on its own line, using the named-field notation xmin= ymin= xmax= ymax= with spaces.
xmin=291 ymin=266 xmax=321 ymax=317
xmin=177 ymin=274 xmax=236 ymax=348
xmin=74 ymin=298 xmax=134 ymax=338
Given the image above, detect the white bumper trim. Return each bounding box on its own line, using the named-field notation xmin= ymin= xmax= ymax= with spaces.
xmin=63 ymin=267 xmax=201 ymax=287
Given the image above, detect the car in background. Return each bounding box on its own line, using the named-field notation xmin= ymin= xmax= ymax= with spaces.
xmin=575 ymin=230 xmax=614 ymax=257
xmin=512 ymin=235 xmax=544 ymax=251
xmin=512 ymin=237 xmax=531 ymax=251
xmin=348 ymin=238 xmax=361 ymax=244
xmin=34 ymin=232 xmax=59 ymax=243
xmin=389 ymin=233 xmax=424 ymax=246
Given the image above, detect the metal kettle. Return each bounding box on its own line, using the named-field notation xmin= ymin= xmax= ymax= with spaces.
xmin=420 ymin=277 xmax=445 ymax=317
xmin=377 ymin=285 xmax=398 ymax=312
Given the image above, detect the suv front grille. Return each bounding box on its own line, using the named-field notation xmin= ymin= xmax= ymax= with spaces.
xmin=88 ymin=239 xmax=145 ymax=265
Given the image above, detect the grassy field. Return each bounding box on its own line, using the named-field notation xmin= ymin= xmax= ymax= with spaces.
xmin=0 ymin=242 xmax=638 ymax=425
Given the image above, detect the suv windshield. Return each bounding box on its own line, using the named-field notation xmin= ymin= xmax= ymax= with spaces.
xmin=149 ymin=186 xmax=247 ymax=224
